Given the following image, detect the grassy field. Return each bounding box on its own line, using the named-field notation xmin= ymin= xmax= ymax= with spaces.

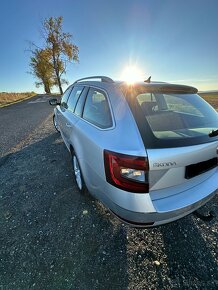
xmin=199 ymin=92 xmax=218 ymax=111
xmin=0 ymin=92 xmax=36 ymax=107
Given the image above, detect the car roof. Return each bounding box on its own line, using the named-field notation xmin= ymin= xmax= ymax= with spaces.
xmin=72 ymin=76 xmax=198 ymax=94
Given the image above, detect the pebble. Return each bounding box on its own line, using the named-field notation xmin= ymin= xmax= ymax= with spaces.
xmin=154 ymin=260 xmax=161 ymax=266
xmin=4 ymin=211 xmax=12 ymax=220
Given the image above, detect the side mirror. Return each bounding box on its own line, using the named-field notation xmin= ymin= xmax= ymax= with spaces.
xmin=49 ymin=98 xmax=60 ymax=106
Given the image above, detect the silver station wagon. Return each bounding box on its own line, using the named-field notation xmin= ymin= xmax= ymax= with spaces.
xmin=49 ymin=76 xmax=218 ymax=227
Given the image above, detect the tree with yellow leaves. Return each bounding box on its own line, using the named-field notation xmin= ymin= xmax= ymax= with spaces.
xmin=30 ymin=16 xmax=79 ymax=94
xmin=44 ymin=16 xmax=79 ymax=94
xmin=30 ymin=48 xmax=54 ymax=94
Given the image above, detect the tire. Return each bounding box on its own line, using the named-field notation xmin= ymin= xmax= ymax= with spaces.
xmin=53 ymin=114 xmax=60 ymax=132
xmin=71 ymin=152 xmax=87 ymax=194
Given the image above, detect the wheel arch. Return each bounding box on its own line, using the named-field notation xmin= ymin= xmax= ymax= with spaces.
xmin=69 ymin=144 xmax=75 ymax=155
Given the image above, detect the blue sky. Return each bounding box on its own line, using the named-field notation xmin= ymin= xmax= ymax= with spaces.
xmin=0 ymin=0 xmax=218 ymax=93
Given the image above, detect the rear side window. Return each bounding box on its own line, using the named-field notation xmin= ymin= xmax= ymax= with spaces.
xmin=82 ymin=88 xmax=112 ymax=129
xmin=67 ymin=86 xmax=84 ymax=112
xmin=61 ymin=86 xmax=72 ymax=108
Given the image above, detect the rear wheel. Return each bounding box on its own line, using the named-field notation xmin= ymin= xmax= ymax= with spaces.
xmin=53 ymin=114 xmax=60 ymax=132
xmin=71 ymin=152 xmax=87 ymax=194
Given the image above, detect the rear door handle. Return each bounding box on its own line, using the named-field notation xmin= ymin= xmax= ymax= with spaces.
xmin=66 ymin=123 xmax=72 ymax=128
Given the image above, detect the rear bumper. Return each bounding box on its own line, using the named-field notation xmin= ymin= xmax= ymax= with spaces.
xmin=106 ymin=168 xmax=218 ymax=227
xmin=111 ymin=189 xmax=216 ymax=227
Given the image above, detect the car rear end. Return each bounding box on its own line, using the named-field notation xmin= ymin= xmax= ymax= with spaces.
xmin=103 ymin=82 xmax=218 ymax=227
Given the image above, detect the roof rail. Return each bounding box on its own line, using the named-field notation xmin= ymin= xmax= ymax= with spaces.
xmin=73 ymin=76 xmax=114 ymax=84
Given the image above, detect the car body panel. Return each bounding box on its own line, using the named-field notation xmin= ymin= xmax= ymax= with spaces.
xmin=148 ymin=141 xmax=218 ymax=191
xmin=52 ymin=79 xmax=218 ymax=227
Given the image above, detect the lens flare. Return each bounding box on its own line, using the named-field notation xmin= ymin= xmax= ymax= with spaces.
xmin=121 ymin=65 xmax=144 ymax=84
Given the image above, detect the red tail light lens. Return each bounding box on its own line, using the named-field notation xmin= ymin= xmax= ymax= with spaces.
xmin=104 ymin=150 xmax=149 ymax=193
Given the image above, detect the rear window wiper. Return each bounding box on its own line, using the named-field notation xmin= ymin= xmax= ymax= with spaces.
xmin=209 ymin=129 xmax=218 ymax=137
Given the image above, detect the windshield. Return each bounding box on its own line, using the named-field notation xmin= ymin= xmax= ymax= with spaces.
xmin=124 ymin=88 xmax=218 ymax=148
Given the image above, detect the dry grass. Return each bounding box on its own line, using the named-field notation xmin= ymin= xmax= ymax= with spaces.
xmin=199 ymin=92 xmax=218 ymax=111
xmin=0 ymin=92 xmax=36 ymax=106
xmin=0 ymin=91 xmax=217 ymax=111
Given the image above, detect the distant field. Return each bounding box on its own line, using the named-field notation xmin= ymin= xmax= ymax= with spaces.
xmin=199 ymin=92 xmax=218 ymax=111
xmin=0 ymin=92 xmax=36 ymax=107
xmin=0 ymin=91 xmax=217 ymax=111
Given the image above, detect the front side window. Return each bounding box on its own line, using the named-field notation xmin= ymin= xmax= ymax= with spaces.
xmin=67 ymin=86 xmax=84 ymax=112
xmin=61 ymin=86 xmax=72 ymax=108
xmin=82 ymin=88 xmax=112 ymax=129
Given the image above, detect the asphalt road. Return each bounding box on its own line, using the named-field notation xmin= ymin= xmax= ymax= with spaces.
xmin=0 ymin=97 xmax=217 ymax=290
xmin=0 ymin=95 xmax=55 ymax=157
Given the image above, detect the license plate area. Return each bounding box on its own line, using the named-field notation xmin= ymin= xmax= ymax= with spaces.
xmin=185 ymin=158 xmax=218 ymax=179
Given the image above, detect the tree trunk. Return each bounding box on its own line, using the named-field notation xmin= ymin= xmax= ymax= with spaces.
xmin=56 ymin=74 xmax=63 ymax=94
xmin=44 ymin=81 xmax=51 ymax=94
xmin=52 ymin=49 xmax=63 ymax=95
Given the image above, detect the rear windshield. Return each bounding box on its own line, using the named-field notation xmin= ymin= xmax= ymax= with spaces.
xmin=125 ymin=88 xmax=218 ymax=148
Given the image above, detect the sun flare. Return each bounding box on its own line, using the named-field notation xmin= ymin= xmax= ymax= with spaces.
xmin=121 ymin=65 xmax=144 ymax=84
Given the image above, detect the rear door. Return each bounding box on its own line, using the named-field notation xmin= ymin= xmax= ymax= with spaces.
xmin=72 ymin=87 xmax=114 ymax=189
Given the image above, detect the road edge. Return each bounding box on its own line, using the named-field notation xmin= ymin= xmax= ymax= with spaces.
xmin=0 ymin=94 xmax=37 ymax=108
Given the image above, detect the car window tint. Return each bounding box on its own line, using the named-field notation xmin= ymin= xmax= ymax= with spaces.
xmin=61 ymin=86 xmax=72 ymax=108
xmin=136 ymin=92 xmax=217 ymax=140
xmin=137 ymin=93 xmax=154 ymax=104
xmin=83 ymin=88 xmax=112 ymax=129
xmin=163 ymin=94 xmax=203 ymax=116
xmin=74 ymin=87 xmax=88 ymax=116
xmin=67 ymin=86 xmax=84 ymax=112
xmin=136 ymin=93 xmax=158 ymax=115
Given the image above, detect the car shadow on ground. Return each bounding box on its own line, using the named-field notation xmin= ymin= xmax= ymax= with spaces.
xmin=0 ymin=131 xmax=217 ymax=290
xmin=0 ymin=132 xmax=128 ymax=290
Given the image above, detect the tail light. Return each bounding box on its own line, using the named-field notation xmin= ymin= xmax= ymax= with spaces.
xmin=104 ymin=150 xmax=149 ymax=193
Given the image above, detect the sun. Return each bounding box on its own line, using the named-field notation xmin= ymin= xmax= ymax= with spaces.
xmin=121 ymin=65 xmax=144 ymax=84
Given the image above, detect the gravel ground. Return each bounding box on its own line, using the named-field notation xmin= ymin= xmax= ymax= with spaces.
xmin=0 ymin=114 xmax=217 ymax=290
